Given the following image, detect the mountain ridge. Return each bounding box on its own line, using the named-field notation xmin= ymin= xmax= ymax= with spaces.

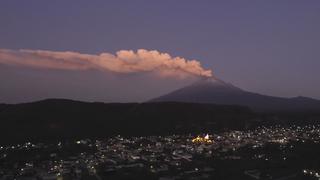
xmin=0 ymin=99 xmax=252 ymax=143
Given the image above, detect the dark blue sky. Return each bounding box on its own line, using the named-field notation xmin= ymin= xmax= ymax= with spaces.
xmin=1 ymin=1 xmax=320 ymax=103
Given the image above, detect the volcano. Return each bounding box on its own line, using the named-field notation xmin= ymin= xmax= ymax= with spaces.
xmin=150 ymin=78 xmax=320 ymax=112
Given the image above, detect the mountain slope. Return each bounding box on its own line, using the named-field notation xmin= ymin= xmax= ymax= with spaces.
xmin=150 ymin=78 xmax=320 ymax=112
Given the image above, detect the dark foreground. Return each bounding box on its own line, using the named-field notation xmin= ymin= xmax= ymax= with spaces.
xmin=1 ymin=125 xmax=320 ymax=180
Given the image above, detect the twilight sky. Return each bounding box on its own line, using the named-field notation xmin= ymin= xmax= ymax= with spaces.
xmin=0 ymin=0 xmax=320 ymax=103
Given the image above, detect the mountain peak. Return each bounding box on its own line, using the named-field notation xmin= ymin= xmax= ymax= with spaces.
xmin=190 ymin=77 xmax=243 ymax=92
xmin=192 ymin=77 xmax=221 ymax=85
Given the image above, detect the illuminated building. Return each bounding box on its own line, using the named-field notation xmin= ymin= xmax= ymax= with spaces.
xmin=192 ymin=134 xmax=213 ymax=144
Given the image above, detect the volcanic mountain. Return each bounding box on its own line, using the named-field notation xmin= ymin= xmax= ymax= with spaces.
xmin=151 ymin=78 xmax=320 ymax=112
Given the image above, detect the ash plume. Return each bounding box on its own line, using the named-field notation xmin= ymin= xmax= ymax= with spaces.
xmin=0 ymin=49 xmax=212 ymax=78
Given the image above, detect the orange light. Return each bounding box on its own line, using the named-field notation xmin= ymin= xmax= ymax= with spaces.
xmin=192 ymin=134 xmax=213 ymax=144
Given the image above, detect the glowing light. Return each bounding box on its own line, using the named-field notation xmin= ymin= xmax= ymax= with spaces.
xmin=192 ymin=134 xmax=213 ymax=144
xmin=204 ymin=134 xmax=209 ymax=140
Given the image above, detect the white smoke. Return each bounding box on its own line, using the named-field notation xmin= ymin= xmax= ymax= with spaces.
xmin=0 ymin=49 xmax=212 ymax=78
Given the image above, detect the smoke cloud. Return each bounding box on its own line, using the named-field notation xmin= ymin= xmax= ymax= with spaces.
xmin=0 ymin=49 xmax=212 ymax=78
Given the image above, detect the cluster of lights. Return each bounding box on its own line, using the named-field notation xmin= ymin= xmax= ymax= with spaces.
xmin=303 ymin=169 xmax=320 ymax=178
xmin=192 ymin=134 xmax=213 ymax=144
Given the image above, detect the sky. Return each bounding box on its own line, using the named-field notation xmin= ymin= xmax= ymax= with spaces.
xmin=0 ymin=0 xmax=320 ymax=103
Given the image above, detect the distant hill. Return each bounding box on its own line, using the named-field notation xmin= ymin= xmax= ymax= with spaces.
xmin=0 ymin=99 xmax=253 ymax=143
xmin=150 ymin=78 xmax=320 ymax=112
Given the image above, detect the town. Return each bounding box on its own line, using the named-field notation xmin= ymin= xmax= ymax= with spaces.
xmin=1 ymin=125 xmax=320 ymax=180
